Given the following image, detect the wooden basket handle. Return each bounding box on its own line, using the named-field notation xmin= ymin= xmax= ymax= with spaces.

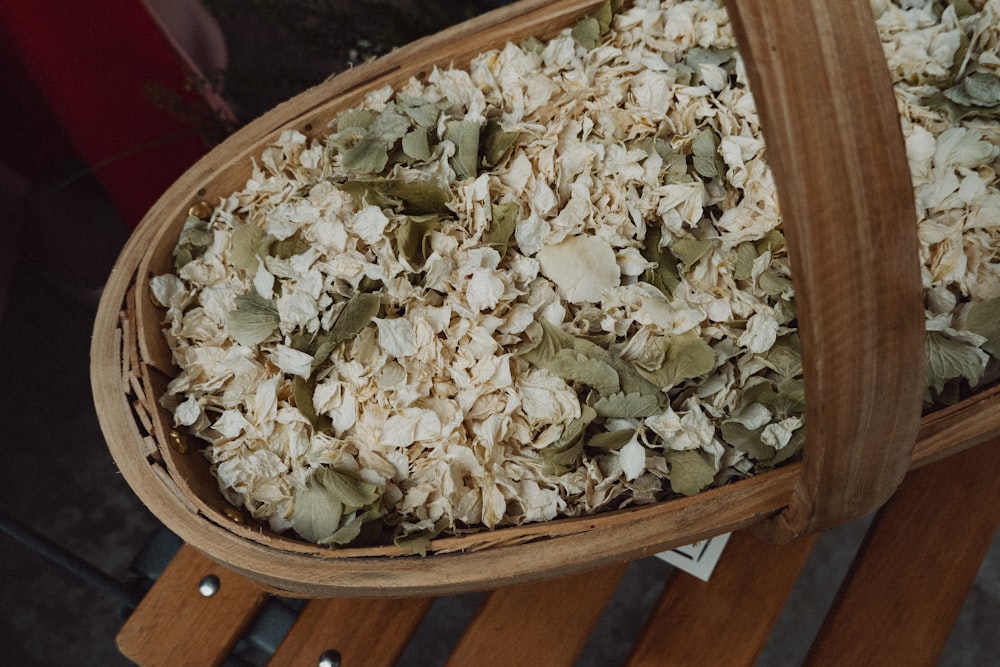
xmin=149 ymin=1 xmax=924 ymax=545
xmin=724 ymin=0 xmax=925 ymax=540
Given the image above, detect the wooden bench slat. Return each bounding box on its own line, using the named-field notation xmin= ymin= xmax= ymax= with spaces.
xmin=267 ymin=596 xmax=433 ymax=667
xmin=804 ymin=436 xmax=1000 ymax=666
xmin=444 ymin=563 xmax=630 ymax=667
xmin=626 ymin=529 xmax=819 ymax=667
xmin=117 ymin=544 xmax=267 ymax=667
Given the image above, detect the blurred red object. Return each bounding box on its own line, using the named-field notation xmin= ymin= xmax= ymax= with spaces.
xmin=0 ymin=0 xmax=234 ymax=230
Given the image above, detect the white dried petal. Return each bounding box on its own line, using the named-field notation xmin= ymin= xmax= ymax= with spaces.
xmin=738 ymin=311 xmax=779 ymax=354
xmin=619 ymin=434 xmax=646 ymax=481
xmin=175 ymin=395 xmax=201 ymax=426
xmin=353 ymin=205 xmax=390 ymax=246
xmin=375 ymin=317 xmax=418 ymax=358
xmin=268 ymin=345 xmax=314 ymax=378
xmin=466 ymin=268 xmax=505 ymax=311
xmin=537 ymin=235 xmax=621 ymax=303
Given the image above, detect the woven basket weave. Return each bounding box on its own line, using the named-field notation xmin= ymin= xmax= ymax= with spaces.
xmin=92 ymin=0 xmax=1000 ymax=597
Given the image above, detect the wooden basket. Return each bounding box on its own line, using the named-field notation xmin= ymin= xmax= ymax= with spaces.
xmin=92 ymin=0 xmax=1000 ymax=597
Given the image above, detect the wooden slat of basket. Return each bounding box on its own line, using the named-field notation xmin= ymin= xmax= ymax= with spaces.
xmin=117 ymin=544 xmax=268 ymax=667
xmin=803 ymin=434 xmax=1000 ymax=666
xmin=725 ymin=0 xmax=923 ymax=540
xmin=444 ymin=563 xmax=630 ymax=666
xmin=267 ymin=596 xmax=434 ymax=667
xmin=626 ymin=529 xmax=819 ymax=666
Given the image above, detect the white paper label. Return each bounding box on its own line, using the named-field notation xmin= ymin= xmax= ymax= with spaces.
xmin=656 ymin=532 xmax=731 ymax=581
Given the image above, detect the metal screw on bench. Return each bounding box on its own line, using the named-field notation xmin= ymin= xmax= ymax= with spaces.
xmin=318 ymin=649 xmax=342 ymax=667
xmin=198 ymin=574 xmax=220 ymax=597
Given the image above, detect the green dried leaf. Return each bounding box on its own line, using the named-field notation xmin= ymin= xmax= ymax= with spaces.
xmin=593 ymin=0 xmax=615 ymax=32
xmin=444 ymin=119 xmax=482 ymax=179
xmin=337 ymin=109 xmax=379 ymax=130
xmin=691 ymin=128 xmax=726 ymax=181
xmin=733 ymin=242 xmax=757 ymax=281
xmin=758 ymin=271 xmax=793 ymax=298
xmin=593 ymin=392 xmax=660 ymax=418
xmin=575 ymin=335 xmax=663 ymax=397
xmin=394 ymin=215 xmax=440 ymax=267
xmin=358 ymin=275 xmax=384 ymax=293
xmin=322 ymin=292 xmax=381 ymax=359
xmin=572 ymin=16 xmax=602 ymax=50
xmin=633 ymin=332 xmax=716 ymax=391
xmin=967 ymin=297 xmax=1000 ymax=357
xmin=339 ymin=104 xmax=413 ymax=174
xmin=925 ymin=330 xmax=986 ymax=395
xmin=339 ymin=178 xmax=451 ymax=216
xmin=227 ymin=293 xmax=279 ymax=347
xmin=319 ymin=511 xmax=366 ymax=546
xmin=484 ymin=201 xmax=519 ymax=258
xmin=672 ymin=237 xmax=712 ymax=270
xmin=742 ymin=379 xmax=805 ymax=419
xmin=318 ymin=468 xmax=381 ymax=510
xmin=519 ymin=36 xmax=546 ymax=54
xmin=333 ymin=292 xmax=381 ymax=340
xmin=665 ymin=449 xmax=717 ymax=496
xmin=269 ymin=232 xmax=311 ymax=259
xmin=947 ymin=0 xmax=977 ymax=18
xmin=401 ymin=128 xmax=432 ymax=162
xmin=341 ymin=135 xmax=391 ymax=174
xmin=755 ymin=230 xmax=785 ymax=254
xmin=387 ymin=181 xmax=452 ymax=215
xmin=543 ymin=405 xmax=596 ymax=476
xmin=635 ymin=138 xmax=687 ymax=177
xmin=642 ymin=226 xmax=681 ymax=298
xmin=586 ymin=429 xmax=636 ymax=451
xmin=610 ymin=357 xmax=663 ymax=397
xmin=684 ymin=47 xmax=736 ymax=70
xmin=393 ymin=517 xmax=450 ymax=556
xmin=720 ymin=420 xmax=771 ymax=460
xmin=516 ymin=318 xmax=577 ymax=368
xmin=546 ymin=349 xmax=621 ymax=395
xmin=397 ymin=94 xmax=449 ymax=129
xmin=572 ymin=336 xmax=617 ymax=363
xmin=293 ymin=376 xmax=332 ymax=430
xmin=230 ymin=223 xmax=267 ymax=274
xmin=924 ymin=86 xmax=1000 ymax=123
xmin=370 ymin=103 xmax=413 ymax=139
xmin=944 ymin=72 xmax=1000 ymax=108
xmin=760 ymin=333 xmax=803 ymax=379
xmin=174 ymin=215 xmax=213 ymax=271
xmin=721 ymin=420 xmax=803 ymax=468
xmin=779 ymin=428 xmax=806 ymax=465
xmin=293 ymin=468 xmax=381 ymax=544
xmin=572 ymin=0 xmax=615 ymax=49
xmin=480 ymin=121 xmax=519 ymax=168
xmin=292 ymin=472 xmax=344 ymax=543
xmin=666 ymin=333 xmax=717 ymax=382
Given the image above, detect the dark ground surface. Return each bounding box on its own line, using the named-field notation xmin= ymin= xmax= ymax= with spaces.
xmin=1 ymin=2 xmax=997 ymax=665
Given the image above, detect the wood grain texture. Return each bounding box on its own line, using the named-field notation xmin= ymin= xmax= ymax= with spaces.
xmin=803 ymin=435 xmax=1000 ymax=666
xmin=267 ymin=596 xmax=433 ymax=667
xmin=117 ymin=545 xmax=267 ymax=667
xmin=626 ymin=530 xmax=819 ymax=667
xmin=725 ymin=0 xmax=924 ymax=540
xmin=445 ymin=563 xmax=630 ymax=667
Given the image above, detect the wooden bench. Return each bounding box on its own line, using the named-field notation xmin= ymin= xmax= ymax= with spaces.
xmin=117 ymin=433 xmax=999 ymax=667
